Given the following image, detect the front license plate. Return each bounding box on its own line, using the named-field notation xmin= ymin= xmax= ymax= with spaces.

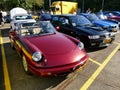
xmin=104 ymin=38 xmax=112 ymax=43
xmin=112 ymin=29 xmax=117 ymax=32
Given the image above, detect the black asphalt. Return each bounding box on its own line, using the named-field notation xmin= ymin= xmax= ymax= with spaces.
xmin=0 ymin=29 xmax=5 ymax=90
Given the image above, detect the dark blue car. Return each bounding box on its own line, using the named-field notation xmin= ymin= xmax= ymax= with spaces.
xmin=80 ymin=13 xmax=119 ymax=33
xmin=39 ymin=13 xmax=51 ymax=21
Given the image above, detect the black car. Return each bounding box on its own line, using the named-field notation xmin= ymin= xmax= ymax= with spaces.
xmin=51 ymin=14 xmax=115 ymax=48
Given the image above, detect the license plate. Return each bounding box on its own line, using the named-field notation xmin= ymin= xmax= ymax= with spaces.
xmin=112 ymin=29 xmax=117 ymax=32
xmin=104 ymin=38 xmax=112 ymax=43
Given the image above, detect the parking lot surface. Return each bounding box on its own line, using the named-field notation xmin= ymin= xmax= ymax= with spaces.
xmin=0 ymin=24 xmax=120 ymax=90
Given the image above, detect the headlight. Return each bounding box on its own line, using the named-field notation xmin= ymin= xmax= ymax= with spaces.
xmin=110 ymin=32 xmax=116 ymax=36
xmin=32 ymin=52 xmax=42 ymax=62
xmin=103 ymin=26 xmax=109 ymax=29
xmin=78 ymin=42 xmax=84 ymax=50
xmin=88 ymin=35 xmax=100 ymax=39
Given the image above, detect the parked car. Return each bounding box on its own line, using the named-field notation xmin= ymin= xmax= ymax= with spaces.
xmin=39 ymin=13 xmax=52 ymax=21
xmin=10 ymin=14 xmax=36 ymax=30
xmin=10 ymin=7 xmax=36 ymax=30
xmin=4 ymin=15 xmax=11 ymax=23
xmin=80 ymin=13 xmax=119 ymax=33
xmin=51 ymin=14 xmax=115 ymax=48
xmin=9 ymin=21 xmax=89 ymax=76
xmin=102 ymin=11 xmax=120 ymax=22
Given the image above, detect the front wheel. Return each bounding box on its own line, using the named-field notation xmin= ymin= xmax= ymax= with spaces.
xmin=22 ymin=55 xmax=31 ymax=74
xmin=10 ymin=39 xmax=15 ymax=49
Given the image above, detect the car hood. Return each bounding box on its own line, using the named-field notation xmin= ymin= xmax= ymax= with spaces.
xmin=93 ymin=20 xmax=117 ymax=27
xmin=76 ymin=25 xmax=108 ymax=35
xmin=103 ymin=20 xmax=119 ymax=27
xmin=108 ymin=16 xmax=120 ymax=21
xmin=24 ymin=33 xmax=76 ymax=55
xmin=22 ymin=33 xmax=88 ymax=67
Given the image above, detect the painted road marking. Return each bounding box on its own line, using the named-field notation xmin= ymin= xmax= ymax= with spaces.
xmin=55 ymin=57 xmax=101 ymax=90
xmin=55 ymin=60 xmax=89 ymax=90
xmin=113 ymin=42 xmax=120 ymax=45
xmin=80 ymin=44 xmax=120 ymax=90
xmin=89 ymin=58 xmax=101 ymax=66
xmin=0 ymin=30 xmax=11 ymax=90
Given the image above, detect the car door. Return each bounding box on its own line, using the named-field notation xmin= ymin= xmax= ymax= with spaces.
xmin=9 ymin=29 xmax=21 ymax=51
xmin=57 ymin=17 xmax=76 ymax=36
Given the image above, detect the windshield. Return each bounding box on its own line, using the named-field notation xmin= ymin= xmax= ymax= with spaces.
xmin=19 ymin=21 xmax=56 ymax=36
xmin=69 ymin=15 xmax=92 ymax=26
xmin=112 ymin=11 xmax=120 ymax=16
xmin=15 ymin=15 xmax=33 ymax=20
xmin=87 ymin=13 xmax=100 ymax=21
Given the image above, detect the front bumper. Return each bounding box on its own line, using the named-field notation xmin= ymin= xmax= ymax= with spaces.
xmin=89 ymin=36 xmax=115 ymax=48
xmin=28 ymin=55 xmax=89 ymax=76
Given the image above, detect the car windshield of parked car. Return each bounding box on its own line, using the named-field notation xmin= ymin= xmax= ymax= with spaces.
xmin=112 ymin=11 xmax=120 ymax=16
xmin=22 ymin=22 xmax=35 ymax=27
xmin=70 ymin=15 xmax=92 ymax=26
xmin=19 ymin=21 xmax=56 ymax=36
xmin=87 ymin=13 xmax=100 ymax=21
xmin=103 ymin=12 xmax=114 ymax=17
xmin=15 ymin=15 xmax=33 ymax=20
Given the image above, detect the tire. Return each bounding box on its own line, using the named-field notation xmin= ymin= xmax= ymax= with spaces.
xmin=10 ymin=39 xmax=15 ymax=49
xmin=10 ymin=26 xmax=12 ymax=29
xmin=22 ymin=55 xmax=31 ymax=74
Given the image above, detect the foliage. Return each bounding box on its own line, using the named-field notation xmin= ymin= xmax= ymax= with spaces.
xmin=0 ymin=0 xmax=120 ymax=12
xmin=1 ymin=0 xmax=44 ymax=11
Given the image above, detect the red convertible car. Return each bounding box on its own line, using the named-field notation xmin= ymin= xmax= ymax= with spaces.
xmin=9 ymin=21 xmax=89 ymax=76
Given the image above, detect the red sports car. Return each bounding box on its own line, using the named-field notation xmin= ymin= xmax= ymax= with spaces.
xmin=103 ymin=11 xmax=120 ymax=22
xmin=107 ymin=15 xmax=120 ymax=22
xmin=9 ymin=21 xmax=89 ymax=76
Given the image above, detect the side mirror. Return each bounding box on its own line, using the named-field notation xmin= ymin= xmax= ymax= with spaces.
xmin=55 ymin=26 xmax=60 ymax=31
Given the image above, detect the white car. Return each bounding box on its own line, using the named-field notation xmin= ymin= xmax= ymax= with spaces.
xmin=10 ymin=7 xmax=36 ymax=30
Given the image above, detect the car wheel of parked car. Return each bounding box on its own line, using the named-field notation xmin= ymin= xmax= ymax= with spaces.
xmin=10 ymin=26 xmax=12 ymax=29
xmin=10 ymin=40 xmax=15 ymax=49
xmin=22 ymin=55 xmax=31 ymax=74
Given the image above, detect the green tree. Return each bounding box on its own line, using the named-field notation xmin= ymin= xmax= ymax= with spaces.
xmin=4 ymin=0 xmax=44 ymax=11
xmin=2 ymin=0 xmax=120 ymax=12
